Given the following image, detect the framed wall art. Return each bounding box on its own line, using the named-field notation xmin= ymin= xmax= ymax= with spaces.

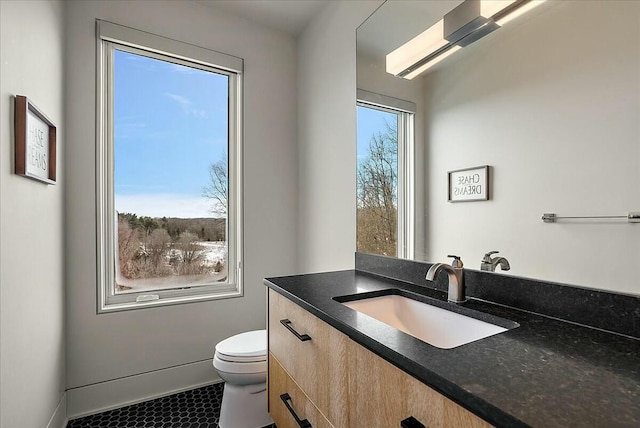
xmin=14 ymin=95 xmax=57 ymax=184
xmin=448 ymin=165 xmax=490 ymax=202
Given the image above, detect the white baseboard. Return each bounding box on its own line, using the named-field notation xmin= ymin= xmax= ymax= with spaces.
xmin=46 ymin=392 xmax=68 ymax=428
xmin=66 ymin=359 xmax=221 ymax=420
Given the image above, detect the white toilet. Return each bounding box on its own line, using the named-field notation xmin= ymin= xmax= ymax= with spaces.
xmin=213 ymin=330 xmax=273 ymax=428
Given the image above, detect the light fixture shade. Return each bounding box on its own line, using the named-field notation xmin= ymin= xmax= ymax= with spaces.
xmin=403 ymin=46 xmax=462 ymax=80
xmin=386 ymin=0 xmax=546 ymax=79
xmin=386 ymin=19 xmax=448 ymax=77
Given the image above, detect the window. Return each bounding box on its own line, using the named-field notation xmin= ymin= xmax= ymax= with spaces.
xmin=96 ymin=21 xmax=243 ymax=312
xmin=356 ymin=90 xmax=414 ymax=259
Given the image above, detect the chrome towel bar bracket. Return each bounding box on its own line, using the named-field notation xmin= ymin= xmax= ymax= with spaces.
xmin=542 ymin=211 xmax=640 ymax=223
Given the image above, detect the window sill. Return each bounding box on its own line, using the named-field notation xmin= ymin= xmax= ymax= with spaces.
xmin=97 ymin=288 xmax=243 ymax=314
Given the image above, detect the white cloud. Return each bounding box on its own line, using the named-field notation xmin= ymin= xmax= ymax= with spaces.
xmin=165 ymin=93 xmax=190 ymax=106
xmin=165 ymin=93 xmax=207 ymax=118
xmin=115 ymin=193 xmax=217 ymax=218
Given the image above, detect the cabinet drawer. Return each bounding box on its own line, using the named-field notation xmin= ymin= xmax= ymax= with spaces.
xmin=268 ymin=289 xmax=349 ymax=427
xmin=348 ymin=341 xmax=492 ymax=428
xmin=269 ymin=289 xmax=319 ymax=381
xmin=269 ymin=353 xmax=333 ymax=428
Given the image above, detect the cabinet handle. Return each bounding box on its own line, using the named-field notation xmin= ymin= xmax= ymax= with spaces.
xmin=280 ymin=393 xmax=312 ymax=428
xmin=280 ymin=319 xmax=312 ymax=341
xmin=401 ymin=416 xmax=425 ymax=428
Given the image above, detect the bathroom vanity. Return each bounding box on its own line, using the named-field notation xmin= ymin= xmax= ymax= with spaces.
xmin=268 ymin=289 xmax=489 ymax=428
xmin=264 ymin=255 xmax=640 ymax=427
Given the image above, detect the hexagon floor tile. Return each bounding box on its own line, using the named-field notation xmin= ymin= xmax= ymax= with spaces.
xmin=67 ymin=383 xmax=276 ymax=428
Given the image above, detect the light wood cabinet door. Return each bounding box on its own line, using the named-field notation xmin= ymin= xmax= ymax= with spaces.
xmin=407 ymin=374 xmax=491 ymax=428
xmin=347 ymin=339 xmax=409 ymax=427
xmin=268 ymin=289 xmax=492 ymax=428
xmin=268 ymin=289 xmax=349 ymax=426
xmin=347 ymin=340 xmax=492 ymax=428
xmin=269 ymin=353 xmax=334 ymax=428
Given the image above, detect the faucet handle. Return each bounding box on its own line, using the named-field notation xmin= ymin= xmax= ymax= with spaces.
xmin=447 ymin=255 xmax=463 ymax=268
xmin=482 ymin=251 xmax=499 ymax=261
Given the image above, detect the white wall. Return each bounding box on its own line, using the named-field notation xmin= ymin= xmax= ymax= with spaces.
xmin=297 ymin=0 xmax=382 ymax=273
xmin=0 ymin=1 xmax=67 ymax=427
xmin=423 ymin=1 xmax=640 ymax=294
xmin=64 ymin=0 xmax=298 ymax=415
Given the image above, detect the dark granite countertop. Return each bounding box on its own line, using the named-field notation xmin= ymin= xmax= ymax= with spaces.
xmin=264 ymin=270 xmax=640 ymax=428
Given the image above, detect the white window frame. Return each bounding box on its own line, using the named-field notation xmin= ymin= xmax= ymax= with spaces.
xmin=96 ymin=20 xmax=244 ymax=313
xmin=357 ymin=89 xmax=415 ymax=259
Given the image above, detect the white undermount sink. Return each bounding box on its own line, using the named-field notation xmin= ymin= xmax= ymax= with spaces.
xmin=339 ymin=292 xmax=513 ymax=349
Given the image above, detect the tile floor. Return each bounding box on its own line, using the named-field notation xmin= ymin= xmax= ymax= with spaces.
xmin=66 ymin=383 xmax=275 ymax=428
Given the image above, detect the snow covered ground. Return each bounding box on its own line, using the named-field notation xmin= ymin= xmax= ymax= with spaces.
xmin=197 ymin=241 xmax=227 ymax=267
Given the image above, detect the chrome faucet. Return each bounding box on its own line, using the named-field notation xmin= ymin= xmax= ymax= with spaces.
xmin=481 ymin=251 xmax=511 ymax=272
xmin=425 ymin=255 xmax=465 ymax=303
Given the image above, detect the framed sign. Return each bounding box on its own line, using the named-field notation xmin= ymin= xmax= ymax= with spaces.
xmin=14 ymin=95 xmax=57 ymax=184
xmin=448 ymin=165 xmax=490 ymax=202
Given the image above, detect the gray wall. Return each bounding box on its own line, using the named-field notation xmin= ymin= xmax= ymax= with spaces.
xmin=297 ymin=0 xmax=382 ymax=273
xmin=0 ymin=1 xmax=67 ymax=427
xmin=64 ymin=0 xmax=298 ymax=414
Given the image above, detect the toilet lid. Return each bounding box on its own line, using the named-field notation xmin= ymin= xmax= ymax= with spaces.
xmin=215 ymin=330 xmax=267 ymax=360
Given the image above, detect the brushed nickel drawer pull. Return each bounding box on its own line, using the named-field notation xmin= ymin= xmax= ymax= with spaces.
xmin=280 ymin=319 xmax=312 ymax=341
xmin=280 ymin=393 xmax=312 ymax=428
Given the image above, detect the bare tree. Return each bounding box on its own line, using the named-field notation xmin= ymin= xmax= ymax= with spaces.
xmin=202 ymin=153 xmax=228 ymax=217
xmin=146 ymin=228 xmax=172 ymax=271
xmin=117 ymin=218 xmax=142 ymax=279
xmin=174 ymin=232 xmax=206 ymax=275
xmin=357 ymin=120 xmax=398 ymax=257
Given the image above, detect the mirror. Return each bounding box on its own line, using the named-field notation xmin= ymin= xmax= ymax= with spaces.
xmin=357 ymin=0 xmax=639 ymax=295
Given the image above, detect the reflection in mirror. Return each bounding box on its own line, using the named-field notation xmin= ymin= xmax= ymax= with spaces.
xmin=356 ymin=90 xmax=415 ymax=259
xmin=356 ymin=104 xmax=399 ymax=257
xmin=357 ymin=0 xmax=639 ymax=295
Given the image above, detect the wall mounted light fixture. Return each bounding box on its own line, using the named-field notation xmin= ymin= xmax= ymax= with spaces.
xmin=387 ymin=0 xmax=546 ymax=79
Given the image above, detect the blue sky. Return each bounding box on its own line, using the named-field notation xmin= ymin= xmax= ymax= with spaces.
xmin=113 ymin=50 xmax=396 ymax=219
xmin=357 ymin=105 xmax=397 ymax=165
xmin=114 ymin=49 xmax=228 ymax=218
